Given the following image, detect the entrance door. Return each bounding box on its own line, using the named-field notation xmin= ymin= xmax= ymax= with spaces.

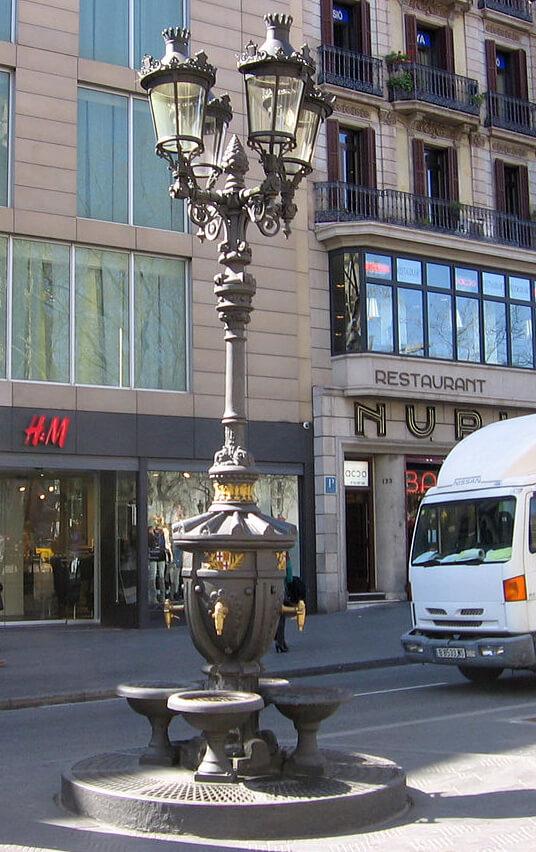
xmin=345 ymin=489 xmax=373 ymax=592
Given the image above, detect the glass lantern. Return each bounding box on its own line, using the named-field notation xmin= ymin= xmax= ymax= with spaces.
xmin=283 ymin=85 xmax=334 ymax=176
xmin=192 ymin=94 xmax=233 ymax=180
xmin=140 ymin=28 xmax=216 ymax=163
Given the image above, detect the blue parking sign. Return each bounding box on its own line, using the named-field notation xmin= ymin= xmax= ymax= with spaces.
xmin=324 ymin=476 xmax=337 ymax=494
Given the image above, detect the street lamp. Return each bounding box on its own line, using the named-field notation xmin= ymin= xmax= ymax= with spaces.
xmin=139 ymin=15 xmax=333 ymax=709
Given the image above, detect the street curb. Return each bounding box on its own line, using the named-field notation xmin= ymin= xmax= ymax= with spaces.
xmin=0 ymin=656 xmax=409 ymax=711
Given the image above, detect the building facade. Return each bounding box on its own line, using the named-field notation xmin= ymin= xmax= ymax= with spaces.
xmin=307 ymin=0 xmax=536 ymax=610
xmin=0 ymin=0 xmax=318 ymax=627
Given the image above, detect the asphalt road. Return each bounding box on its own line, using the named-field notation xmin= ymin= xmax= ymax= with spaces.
xmin=2 ymin=663 xmax=536 ymax=851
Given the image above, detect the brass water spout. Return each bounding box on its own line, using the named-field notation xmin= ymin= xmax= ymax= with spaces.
xmin=163 ymin=598 xmax=185 ymax=629
xmin=281 ymin=599 xmax=306 ymax=631
xmin=211 ymin=600 xmax=229 ymax=636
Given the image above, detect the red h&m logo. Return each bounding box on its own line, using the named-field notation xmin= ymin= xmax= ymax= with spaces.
xmin=24 ymin=415 xmax=71 ymax=449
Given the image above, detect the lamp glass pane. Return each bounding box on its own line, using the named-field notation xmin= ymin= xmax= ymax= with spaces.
xmin=285 ymin=105 xmax=319 ymax=173
xmin=274 ymin=75 xmax=304 ymax=138
xmin=176 ymin=82 xmax=205 ymax=152
xmin=246 ymin=75 xmax=275 ymax=138
xmin=151 ymin=82 xmax=178 ymax=152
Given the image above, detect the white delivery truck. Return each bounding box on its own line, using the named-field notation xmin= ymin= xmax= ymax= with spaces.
xmin=401 ymin=413 xmax=536 ymax=683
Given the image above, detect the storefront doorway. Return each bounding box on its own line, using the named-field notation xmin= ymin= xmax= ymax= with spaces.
xmin=344 ymin=459 xmax=374 ymax=593
xmin=0 ymin=472 xmax=97 ymax=623
xmin=405 ymin=456 xmax=444 ymax=564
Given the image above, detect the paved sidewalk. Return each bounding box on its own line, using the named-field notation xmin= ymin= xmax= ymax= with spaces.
xmin=0 ymin=602 xmax=411 ymax=709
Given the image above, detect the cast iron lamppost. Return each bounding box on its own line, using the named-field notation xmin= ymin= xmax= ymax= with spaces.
xmin=139 ymin=14 xmax=332 ymax=713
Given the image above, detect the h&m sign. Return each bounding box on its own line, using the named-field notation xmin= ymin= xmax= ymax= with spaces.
xmin=24 ymin=414 xmax=71 ymax=449
xmin=354 ymin=402 xmax=508 ymax=442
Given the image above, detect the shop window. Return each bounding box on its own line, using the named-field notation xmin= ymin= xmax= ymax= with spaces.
xmin=398 ymin=288 xmax=424 ymax=356
xmin=397 ymin=258 xmax=422 ymax=286
xmin=134 ymin=255 xmax=187 ymax=392
xmin=78 ymin=88 xmax=184 ymax=231
xmin=11 ymin=240 xmax=70 ymax=383
xmin=0 ymin=473 xmax=96 ymax=623
xmin=510 ymin=304 xmax=533 ymax=368
xmin=367 ymin=283 xmax=393 ymax=352
xmin=75 ymin=247 xmax=130 ymax=387
xmin=80 ymin=0 xmax=183 ymax=69
xmin=146 ymin=471 xmax=301 ymax=607
xmin=0 ymin=234 xmax=6 ymax=376
xmin=0 ymin=71 xmax=8 ymax=207
xmin=456 ymin=296 xmax=480 ymax=362
xmin=484 ymin=300 xmax=507 ymax=365
xmin=365 ymin=253 xmax=391 ymax=279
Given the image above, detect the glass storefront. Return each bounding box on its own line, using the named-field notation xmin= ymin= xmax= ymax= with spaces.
xmin=0 ymin=472 xmax=96 ymax=622
xmin=146 ymin=471 xmax=301 ymax=607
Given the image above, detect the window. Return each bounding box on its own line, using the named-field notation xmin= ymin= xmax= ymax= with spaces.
xmin=134 ymin=255 xmax=187 ymax=391
xmin=367 ymin=283 xmax=393 ymax=352
xmin=425 ymin=147 xmax=447 ymax=199
xmin=529 ymin=495 xmax=536 ymax=553
xmin=0 ymin=71 xmax=9 ymax=208
xmin=333 ymin=3 xmax=354 ymax=50
xmin=398 ymin=288 xmax=424 ymax=356
xmin=80 ymin=0 xmax=184 ymax=69
xmin=75 ymin=248 xmax=130 ymax=387
xmin=484 ymin=300 xmax=507 ymax=365
xmin=78 ymin=88 xmax=184 ymax=231
xmin=510 ymin=304 xmax=533 ymax=367
xmin=7 ymin=238 xmax=188 ymax=390
xmin=0 ymin=0 xmax=12 ymax=43
xmin=456 ymin=296 xmax=480 ymax=362
xmin=330 ymin=249 xmax=536 ymax=369
xmin=428 ymin=291 xmax=453 ymax=359
xmin=12 ymin=240 xmax=70 ymax=383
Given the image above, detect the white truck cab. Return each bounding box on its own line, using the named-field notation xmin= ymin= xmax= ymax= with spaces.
xmin=401 ymin=414 xmax=536 ymax=682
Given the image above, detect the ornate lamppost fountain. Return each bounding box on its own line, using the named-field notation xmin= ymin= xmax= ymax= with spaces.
xmin=61 ymin=15 xmax=407 ymax=840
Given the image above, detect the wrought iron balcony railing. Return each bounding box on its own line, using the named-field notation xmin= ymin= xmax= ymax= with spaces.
xmin=317 ymin=44 xmax=383 ymax=97
xmin=478 ymin=0 xmax=532 ymax=22
xmin=486 ymin=92 xmax=536 ymax=138
xmin=314 ymin=182 xmax=536 ymax=251
xmin=387 ymin=62 xmax=480 ymax=116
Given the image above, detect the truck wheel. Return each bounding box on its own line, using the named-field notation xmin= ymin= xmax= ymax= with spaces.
xmin=458 ymin=665 xmax=503 ymax=684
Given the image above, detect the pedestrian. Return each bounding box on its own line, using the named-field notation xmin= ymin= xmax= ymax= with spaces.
xmin=274 ymin=551 xmax=295 ymax=653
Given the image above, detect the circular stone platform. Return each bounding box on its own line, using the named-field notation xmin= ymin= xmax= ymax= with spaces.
xmin=61 ymin=748 xmax=408 ymax=839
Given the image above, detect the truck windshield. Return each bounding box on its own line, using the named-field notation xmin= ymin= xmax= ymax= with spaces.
xmin=412 ymin=496 xmax=516 ymax=565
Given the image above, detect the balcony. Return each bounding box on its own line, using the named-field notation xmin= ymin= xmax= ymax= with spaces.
xmin=317 ymin=44 xmax=383 ymax=98
xmin=486 ymin=92 xmax=536 ymax=139
xmin=478 ymin=0 xmax=532 ymax=23
xmin=314 ymin=182 xmax=536 ymax=251
xmin=387 ymin=62 xmax=480 ymax=124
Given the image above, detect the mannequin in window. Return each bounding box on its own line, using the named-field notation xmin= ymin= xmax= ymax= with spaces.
xmin=148 ymin=516 xmax=171 ymax=605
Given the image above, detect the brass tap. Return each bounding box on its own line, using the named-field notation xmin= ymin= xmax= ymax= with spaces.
xmin=163 ymin=598 xmax=185 ymax=629
xmin=280 ymin=599 xmax=306 ymax=631
xmin=211 ymin=600 xmax=229 ymax=636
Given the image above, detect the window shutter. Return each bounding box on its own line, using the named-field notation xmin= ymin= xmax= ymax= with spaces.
xmin=326 ymin=118 xmax=340 ymax=182
xmin=513 ymin=49 xmax=529 ymax=100
xmin=412 ymin=139 xmax=426 ymax=196
xmin=438 ymin=26 xmax=455 ymax=73
xmin=321 ymin=0 xmax=334 ymax=45
xmin=404 ymin=15 xmax=418 ymax=62
xmin=494 ymin=159 xmax=506 ymax=212
xmin=361 ymin=127 xmax=377 ymax=188
xmin=356 ymin=1 xmax=372 ymax=56
xmin=518 ymin=165 xmax=530 ymax=219
xmin=446 ymin=147 xmax=459 ymax=202
xmin=485 ymin=40 xmax=497 ymax=92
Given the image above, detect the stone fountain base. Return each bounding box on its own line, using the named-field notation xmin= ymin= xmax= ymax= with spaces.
xmin=61 ymin=747 xmax=408 ymax=839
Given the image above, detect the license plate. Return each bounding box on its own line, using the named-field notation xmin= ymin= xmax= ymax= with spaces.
xmin=435 ymin=647 xmax=466 ymax=659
